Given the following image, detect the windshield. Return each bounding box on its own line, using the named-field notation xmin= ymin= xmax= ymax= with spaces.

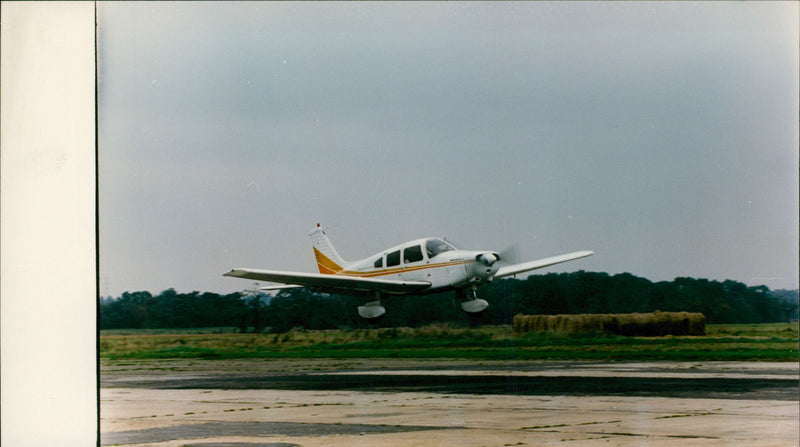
xmin=425 ymin=238 xmax=457 ymax=259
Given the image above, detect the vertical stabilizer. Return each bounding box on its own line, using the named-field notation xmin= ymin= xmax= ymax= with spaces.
xmin=309 ymin=224 xmax=346 ymax=274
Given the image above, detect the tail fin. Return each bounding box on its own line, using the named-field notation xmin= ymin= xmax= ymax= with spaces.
xmin=309 ymin=224 xmax=346 ymax=274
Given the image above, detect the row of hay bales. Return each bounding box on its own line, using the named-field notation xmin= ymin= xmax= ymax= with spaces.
xmin=512 ymin=311 xmax=705 ymax=336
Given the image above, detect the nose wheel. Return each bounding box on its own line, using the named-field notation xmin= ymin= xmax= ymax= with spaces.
xmin=457 ymin=286 xmax=489 ymax=314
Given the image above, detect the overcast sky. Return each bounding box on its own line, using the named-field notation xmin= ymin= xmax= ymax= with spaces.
xmin=97 ymin=2 xmax=798 ymax=297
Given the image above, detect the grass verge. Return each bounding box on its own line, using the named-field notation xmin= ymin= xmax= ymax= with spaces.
xmin=100 ymin=323 xmax=798 ymax=362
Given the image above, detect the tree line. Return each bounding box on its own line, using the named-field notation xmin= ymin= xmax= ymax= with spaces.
xmin=100 ymin=271 xmax=799 ymax=332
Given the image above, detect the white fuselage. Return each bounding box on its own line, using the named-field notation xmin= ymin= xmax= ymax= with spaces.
xmin=330 ymin=238 xmax=500 ymax=294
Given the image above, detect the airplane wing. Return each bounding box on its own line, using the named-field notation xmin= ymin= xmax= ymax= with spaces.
xmin=258 ymin=284 xmax=304 ymax=292
xmin=494 ymin=250 xmax=594 ymax=279
xmin=224 ymin=268 xmax=432 ymax=295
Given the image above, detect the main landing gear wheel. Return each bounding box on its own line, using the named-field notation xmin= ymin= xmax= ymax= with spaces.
xmin=358 ymin=292 xmax=386 ymax=319
xmin=357 ymin=300 xmax=386 ymax=319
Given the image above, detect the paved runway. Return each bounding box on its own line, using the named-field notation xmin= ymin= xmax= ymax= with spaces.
xmin=101 ymin=359 xmax=799 ymax=446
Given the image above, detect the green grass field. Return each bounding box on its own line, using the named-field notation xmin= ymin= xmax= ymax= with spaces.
xmin=99 ymin=323 xmax=798 ymax=362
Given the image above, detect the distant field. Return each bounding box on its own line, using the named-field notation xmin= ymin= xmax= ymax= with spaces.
xmin=706 ymin=323 xmax=799 ymax=337
xmin=99 ymin=323 xmax=798 ymax=362
xmin=101 ymin=327 xmax=241 ymax=336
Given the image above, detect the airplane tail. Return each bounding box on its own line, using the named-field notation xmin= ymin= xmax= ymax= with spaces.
xmin=309 ymin=224 xmax=346 ymax=274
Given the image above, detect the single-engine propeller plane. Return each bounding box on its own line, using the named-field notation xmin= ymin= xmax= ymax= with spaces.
xmin=224 ymin=224 xmax=593 ymax=319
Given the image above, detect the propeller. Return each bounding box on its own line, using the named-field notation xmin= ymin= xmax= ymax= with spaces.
xmin=497 ymin=244 xmax=521 ymax=266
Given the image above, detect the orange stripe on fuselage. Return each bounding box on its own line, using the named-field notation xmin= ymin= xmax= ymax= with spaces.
xmin=334 ymin=259 xmax=474 ymax=278
xmin=313 ymin=244 xmax=475 ymax=278
xmin=313 ymin=247 xmax=343 ymax=274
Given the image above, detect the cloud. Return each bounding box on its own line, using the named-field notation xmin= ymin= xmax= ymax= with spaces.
xmin=98 ymin=2 xmax=798 ymax=295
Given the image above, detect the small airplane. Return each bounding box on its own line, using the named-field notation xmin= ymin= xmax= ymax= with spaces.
xmin=224 ymin=224 xmax=593 ymax=319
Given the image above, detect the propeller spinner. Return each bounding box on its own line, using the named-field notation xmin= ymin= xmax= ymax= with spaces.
xmin=476 ymin=252 xmax=500 ymax=266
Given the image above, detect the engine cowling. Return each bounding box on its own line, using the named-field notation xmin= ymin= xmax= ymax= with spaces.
xmin=472 ymin=251 xmax=501 ymax=282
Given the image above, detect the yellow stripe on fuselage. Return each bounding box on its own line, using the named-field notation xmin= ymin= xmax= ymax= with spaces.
xmin=313 ymin=245 xmax=474 ymax=278
xmin=335 ymin=259 xmax=473 ymax=278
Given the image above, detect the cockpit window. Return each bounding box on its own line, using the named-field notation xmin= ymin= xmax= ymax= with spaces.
xmin=386 ymin=250 xmax=401 ymax=267
xmin=403 ymin=245 xmax=423 ymax=264
xmin=425 ymin=238 xmax=456 ymax=259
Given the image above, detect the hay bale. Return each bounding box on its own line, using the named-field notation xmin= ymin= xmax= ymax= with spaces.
xmin=564 ymin=314 xmax=583 ymax=333
xmin=687 ymin=312 xmax=706 ymax=336
xmin=602 ymin=315 xmax=619 ymax=334
xmin=512 ymin=314 xmax=524 ymax=335
xmin=513 ymin=311 xmax=706 ymax=336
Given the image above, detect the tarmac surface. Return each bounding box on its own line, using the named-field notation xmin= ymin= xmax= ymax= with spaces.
xmin=101 ymin=359 xmax=799 ymax=446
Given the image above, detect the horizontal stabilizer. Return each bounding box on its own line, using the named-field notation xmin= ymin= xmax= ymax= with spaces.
xmin=224 ymin=268 xmax=431 ymax=295
xmin=494 ymin=250 xmax=594 ymax=279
